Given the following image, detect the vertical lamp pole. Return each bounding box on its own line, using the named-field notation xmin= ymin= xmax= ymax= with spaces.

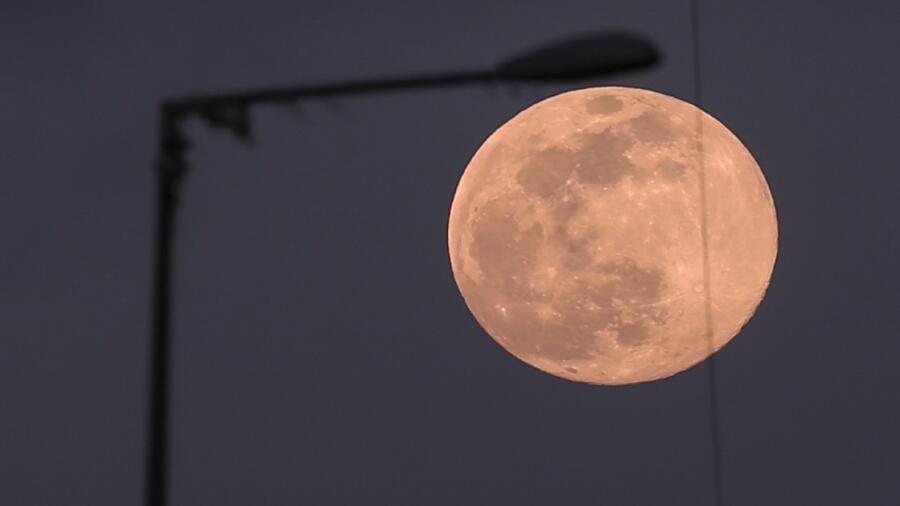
xmin=144 ymin=32 xmax=660 ymax=506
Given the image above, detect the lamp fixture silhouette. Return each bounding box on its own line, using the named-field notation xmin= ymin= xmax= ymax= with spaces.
xmin=145 ymin=31 xmax=661 ymax=506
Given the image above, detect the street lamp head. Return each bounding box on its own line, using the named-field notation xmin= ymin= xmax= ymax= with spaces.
xmin=164 ymin=31 xmax=662 ymax=148
xmin=494 ymin=31 xmax=661 ymax=82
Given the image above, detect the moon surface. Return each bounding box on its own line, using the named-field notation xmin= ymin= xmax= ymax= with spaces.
xmin=448 ymin=87 xmax=777 ymax=385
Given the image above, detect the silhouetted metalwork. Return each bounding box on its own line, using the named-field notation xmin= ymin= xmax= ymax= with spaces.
xmin=145 ymin=31 xmax=660 ymax=506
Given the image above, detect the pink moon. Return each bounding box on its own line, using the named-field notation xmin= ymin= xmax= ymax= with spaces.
xmin=448 ymin=87 xmax=778 ymax=385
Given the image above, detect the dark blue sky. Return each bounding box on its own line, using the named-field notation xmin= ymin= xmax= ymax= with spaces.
xmin=1 ymin=1 xmax=898 ymax=505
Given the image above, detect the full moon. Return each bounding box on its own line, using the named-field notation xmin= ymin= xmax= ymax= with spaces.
xmin=448 ymin=87 xmax=777 ymax=385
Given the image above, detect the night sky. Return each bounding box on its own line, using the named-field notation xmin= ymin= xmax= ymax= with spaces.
xmin=2 ymin=1 xmax=898 ymax=505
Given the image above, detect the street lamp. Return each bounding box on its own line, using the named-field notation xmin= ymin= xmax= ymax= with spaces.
xmin=146 ymin=30 xmax=661 ymax=506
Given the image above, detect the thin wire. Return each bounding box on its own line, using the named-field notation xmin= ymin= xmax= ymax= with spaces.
xmin=690 ymin=1 xmax=725 ymax=505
